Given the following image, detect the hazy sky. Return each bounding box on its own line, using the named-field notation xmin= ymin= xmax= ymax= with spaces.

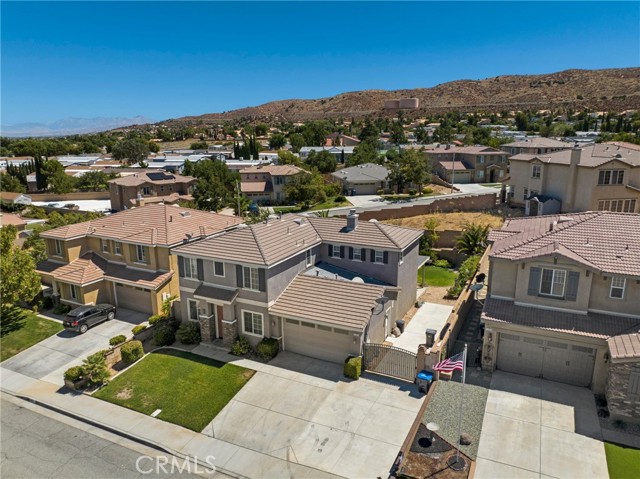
xmin=2 ymin=1 xmax=639 ymax=125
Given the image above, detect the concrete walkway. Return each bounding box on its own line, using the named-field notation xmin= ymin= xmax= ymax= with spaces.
xmin=386 ymin=302 xmax=452 ymax=353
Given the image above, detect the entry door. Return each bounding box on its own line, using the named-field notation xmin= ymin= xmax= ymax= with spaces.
xmin=216 ymin=305 xmax=224 ymax=339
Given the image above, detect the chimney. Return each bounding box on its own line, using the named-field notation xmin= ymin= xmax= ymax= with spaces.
xmin=564 ymin=147 xmax=581 ymax=212
xmin=346 ymin=209 xmax=358 ymax=231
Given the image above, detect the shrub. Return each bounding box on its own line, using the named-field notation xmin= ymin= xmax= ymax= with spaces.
xmin=230 ymin=336 xmax=252 ymax=356
xmin=53 ymin=303 xmax=71 ymax=315
xmin=42 ymin=296 xmax=54 ymax=309
xmin=446 ymin=255 xmax=481 ymax=299
xmin=408 ymin=189 xmax=417 ymax=196
xmin=335 ymin=195 xmax=347 ymax=203
xmin=176 ymin=322 xmax=201 ymax=345
xmin=132 ymin=324 xmax=147 ymax=335
xmin=109 ymin=335 xmax=126 ymax=347
xmin=376 ymin=188 xmax=384 ymax=195
xmin=120 ymin=340 xmax=144 ymax=364
xmin=153 ymin=325 xmax=176 ymax=346
xmin=82 ymin=352 xmax=109 ymax=386
xmin=256 ymin=338 xmax=279 ymax=361
xmin=422 ymin=187 xmax=433 ymax=195
xmin=148 ymin=314 xmax=163 ymax=325
xmin=64 ymin=366 xmax=84 ymax=382
xmin=344 ymin=356 xmax=362 ymax=379
xmin=434 ymin=259 xmax=452 ymax=268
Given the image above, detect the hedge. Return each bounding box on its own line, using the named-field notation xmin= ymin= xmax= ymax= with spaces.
xmin=344 ymin=356 xmax=362 ymax=379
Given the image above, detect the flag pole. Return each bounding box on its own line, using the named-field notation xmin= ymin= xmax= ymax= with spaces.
xmin=455 ymin=343 xmax=467 ymax=464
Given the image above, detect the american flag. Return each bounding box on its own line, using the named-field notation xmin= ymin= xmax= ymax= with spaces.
xmin=433 ymin=351 xmax=465 ymax=373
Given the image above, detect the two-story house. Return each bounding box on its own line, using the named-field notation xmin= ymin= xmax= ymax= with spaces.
xmin=507 ymin=142 xmax=640 ymax=216
xmin=172 ymin=211 xmax=425 ymax=363
xmin=426 ymin=146 xmax=508 ymax=184
xmin=480 ymin=212 xmax=640 ymax=421
xmin=108 ymin=171 xmax=196 ymax=211
xmin=36 ymin=204 xmax=242 ymax=315
xmin=501 ymin=137 xmax=573 ymax=156
xmin=239 ymin=164 xmax=309 ymax=204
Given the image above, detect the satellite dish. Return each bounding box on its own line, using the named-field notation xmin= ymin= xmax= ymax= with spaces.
xmin=469 ymin=283 xmax=485 ymax=292
xmin=351 ymin=277 xmax=365 ymax=283
xmin=375 ymin=296 xmax=390 ymax=304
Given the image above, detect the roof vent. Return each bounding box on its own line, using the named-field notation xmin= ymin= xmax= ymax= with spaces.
xmin=294 ymin=218 xmax=305 ymax=226
xmin=180 ymin=211 xmax=191 ymax=217
xmin=369 ymin=219 xmax=379 ymax=223
xmin=558 ymin=216 xmax=573 ymax=223
xmin=615 ymin=153 xmax=622 ymax=158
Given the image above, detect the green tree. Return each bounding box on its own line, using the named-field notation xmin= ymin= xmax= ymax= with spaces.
xmin=0 ymin=172 xmax=26 ymax=193
xmin=111 ymin=138 xmax=150 ymax=164
xmin=255 ymin=124 xmax=269 ymax=136
xmin=406 ymin=150 xmax=431 ymax=193
xmin=346 ymin=142 xmax=379 ymax=167
xmin=191 ymin=159 xmax=239 ymax=211
xmin=75 ymin=171 xmax=110 ymax=191
xmin=42 ymin=160 xmax=75 ymax=194
xmin=415 ymin=127 xmax=430 ymax=144
xmin=390 ymin=122 xmax=407 ymax=145
xmin=455 ymin=223 xmax=489 ymax=255
xmin=182 ymin=159 xmax=194 ymax=176
xmin=283 ymin=171 xmax=325 ymax=208
xmin=385 ymin=149 xmax=410 ymax=193
xmin=269 ymin=133 xmax=287 ymax=150
xmin=305 ymin=150 xmax=336 ymax=173
xmin=190 ymin=141 xmax=209 ymax=150
xmin=515 ymin=112 xmax=530 ymax=131
xmin=277 ymin=150 xmax=301 ymax=166
xmin=288 ymin=133 xmax=305 ymax=153
xmin=358 ymin=122 xmax=380 ymax=143
xmin=0 ymin=226 xmax=41 ymax=305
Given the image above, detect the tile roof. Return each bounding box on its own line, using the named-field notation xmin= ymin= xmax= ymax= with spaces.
xmin=40 ymin=204 xmax=242 ymax=246
xmin=241 ymin=181 xmax=273 ymax=193
xmin=129 ymin=193 xmax=194 ymax=207
xmin=269 ymin=274 xmax=384 ymax=330
xmin=426 ymin=146 xmax=503 ymax=155
xmin=503 ymin=138 xmax=571 ymax=148
xmin=489 ymin=212 xmax=640 ymax=276
xmin=303 ymin=261 xmax=390 ymax=286
xmin=482 ymin=298 xmax=640 ymax=340
xmin=508 ymin=143 xmax=640 ymax=167
xmin=331 ymin=163 xmax=389 ymax=182
xmin=193 ymin=284 xmax=238 ymax=303
xmin=239 ymin=165 xmax=309 ymax=176
xmin=437 ymin=160 xmax=472 ymax=171
xmin=0 ymin=212 xmax=27 ymax=227
xmin=607 ymin=333 xmax=640 ymax=360
xmin=108 ymin=171 xmax=195 ymax=187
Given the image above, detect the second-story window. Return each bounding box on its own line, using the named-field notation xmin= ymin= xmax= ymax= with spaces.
xmin=374 ymin=250 xmax=384 ymax=264
xmin=114 ymin=242 xmax=122 ymax=255
xmin=184 ymin=258 xmax=198 ymax=279
xmin=54 ymin=239 xmax=63 ymax=256
xmin=479 ymin=155 xmax=485 ymax=164
xmin=243 ymin=267 xmax=259 ymax=290
xmin=306 ymin=249 xmax=312 ymax=266
xmin=142 ymin=186 xmax=151 ymax=196
xmin=532 ymin=164 xmax=541 ymax=179
xmin=540 ymin=268 xmax=566 ymax=297
xmin=136 ymin=244 xmax=146 ymax=263
xmin=523 ymin=188 xmax=528 ymax=200
xmin=610 ymin=277 xmax=626 ymax=299
xmin=353 ymin=248 xmax=362 ymax=261
xmin=598 ymin=170 xmax=624 ymax=185
xmin=329 ymin=244 xmax=341 ymax=258
xmin=214 ymin=261 xmax=225 ymax=277
xmin=101 ymin=239 xmax=109 ymax=253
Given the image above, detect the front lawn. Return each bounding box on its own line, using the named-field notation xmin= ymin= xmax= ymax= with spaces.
xmin=1 ymin=306 xmax=63 ymax=362
xmin=605 ymin=442 xmax=640 ymax=479
xmin=418 ymin=265 xmax=457 ymax=287
xmin=94 ymin=349 xmax=254 ymax=431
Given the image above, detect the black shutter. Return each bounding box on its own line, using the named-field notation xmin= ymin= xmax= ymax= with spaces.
xmin=528 ymin=267 xmax=541 ymax=296
xmin=349 ymin=247 xmax=353 ymax=260
xmin=236 ymin=265 xmax=243 ymax=288
xmin=130 ymin=244 xmax=136 ymax=262
xmin=328 ymin=244 xmax=333 ymax=257
xmin=178 ymin=256 xmax=185 ymax=277
xmin=197 ymin=259 xmax=204 ymax=281
xmin=383 ymin=251 xmax=389 ymax=264
xmin=370 ymin=249 xmax=375 ymax=262
xmin=340 ymin=246 xmax=345 ymax=258
xmin=565 ymin=271 xmax=580 ymax=301
xmin=258 ymin=269 xmax=266 ymax=292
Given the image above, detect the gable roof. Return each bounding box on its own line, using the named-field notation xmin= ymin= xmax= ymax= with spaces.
xmin=503 ymin=138 xmax=571 ymax=149
xmin=331 ymin=163 xmax=389 ymax=182
xmin=240 ymin=165 xmax=309 ymax=176
xmin=607 ymin=333 xmax=640 ymax=360
xmin=508 ymin=143 xmax=640 ymax=168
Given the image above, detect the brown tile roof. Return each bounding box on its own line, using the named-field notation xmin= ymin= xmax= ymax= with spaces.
xmin=40 ymin=204 xmax=242 ymax=246
xmin=503 ymin=138 xmax=571 ymax=149
xmin=437 ymin=161 xmax=472 ymax=171
xmin=241 ymin=181 xmax=273 ymax=193
xmin=269 ymin=275 xmax=384 ymax=330
xmin=508 ymin=143 xmax=640 ymax=167
xmin=239 ymin=165 xmax=309 ymax=176
xmin=607 ymin=333 xmax=640 ymax=360
xmin=426 ymin=146 xmax=503 ymax=155
xmin=128 ymin=193 xmax=194 ymax=206
xmin=489 ymin=212 xmax=640 ymax=276
xmin=0 ymin=213 xmax=27 ymax=227
xmin=108 ymin=171 xmax=196 ymax=187
xmin=482 ymin=298 xmax=640 ymax=340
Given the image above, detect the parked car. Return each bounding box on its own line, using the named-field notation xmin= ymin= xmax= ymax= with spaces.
xmin=63 ymin=304 xmax=116 ymax=333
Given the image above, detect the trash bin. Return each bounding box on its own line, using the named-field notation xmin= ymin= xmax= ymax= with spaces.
xmin=416 ymin=370 xmax=433 ymax=393
xmin=396 ymin=319 xmax=405 ymax=334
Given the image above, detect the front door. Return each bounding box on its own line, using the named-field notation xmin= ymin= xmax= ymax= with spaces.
xmin=489 ymin=169 xmax=495 ymax=182
xmin=216 ymin=305 xmax=224 ymax=339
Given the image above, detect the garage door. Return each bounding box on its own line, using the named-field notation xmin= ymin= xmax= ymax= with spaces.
xmin=496 ymin=332 xmax=595 ymax=387
xmin=284 ymin=318 xmax=353 ymax=363
xmin=115 ymin=283 xmax=152 ymax=314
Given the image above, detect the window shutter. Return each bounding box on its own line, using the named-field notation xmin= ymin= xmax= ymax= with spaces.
xmin=370 ymin=249 xmax=375 ymax=262
xmin=258 ymin=269 xmax=266 ymax=292
xmin=349 ymin=247 xmax=353 ymax=260
xmin=528 ymin=267 xmax=541 ymax=296
xmin=340 ymin=246 xmax=345 ymax=258
xmin=178 ymin=256 xmax=185 ymax=277
xmin=236 ymin=265 xmax=243 ymax=288
xmin=197 ymin=259 xmax=204 ymax=281
xmin=566 ymin=271 xmax=580 ymax=301
xmin=383 ymin=251 xmax=389 ymax=264
xmin=130 ymin=244 xmax=136 ymax=261
xmin=328 ymin=244 xmax=333 ymax=257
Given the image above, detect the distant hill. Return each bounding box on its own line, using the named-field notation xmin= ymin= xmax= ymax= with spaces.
xmin=2 ymin=116 xmax=154 ymax=138
xmin=162 ymin=68 xmax=640 ymax=125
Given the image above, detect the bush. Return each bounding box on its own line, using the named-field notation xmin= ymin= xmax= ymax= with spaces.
xmin=148 ymin=314 xmax=163 ymax=325
xmin=176 ymin=322 xmax=201 ymax=345
xmin=344 ymin=356 xmax=362 ymax=379
xmin=446 ymin=255 xmax=481 ymax=299
xmin=109 ymin=335 xmax=126 ymax=347
xmin=153 ymin=325 xmax=176 ymax=346
xmin=64 ymin=366 xmax=84 ymax=382
xmin=132 ymin=324 xmax=147 ymax=335
xmin=82 ymin=351 xmax=109 ymax=387
xmin=42 ymin=296 xmax=54 ymax=309
xmin=120 ymin=340 xmax=144 ymax=364
xmin=53 ymin=303 xmax=71 ymax=315
xmin=256 ymin=338 xmax=279 ymax=361
xmin=230 ymin=336 xmax=252 ymax=356
xmin=422 ymin=187 xmax=433 ymax=195
xmin=434 ymin=259 xmax=452 ymax=268
xmin=335 ymin=195 xmax=347 ymax=203
xmin=376 ymin=188 xmax=384 ymax=195
xmin=408 ymin=189 xmax=417 ymax=196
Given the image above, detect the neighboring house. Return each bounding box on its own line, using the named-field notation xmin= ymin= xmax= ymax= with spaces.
xmin=480 ymin=212 xmax=640 ymax=421
xmin=501 ymin=138 xmax=573 ymax=156
xmin=325 ymin=133 xmax=361 ymax=147
xmin=508 ymin=143 xmax=640 ymax=215
xmin=0 ymin=212 xmax=27 ymax=231
xmin=0 ymin=191 xmax=32 ymax=206
xmin=108 ymin=171 xmax=196 ymax=211
xmin=331 ymin=163 xmax=390 ymax=195
xmin=426 ymin=146 xmax=508 ymax=183
xmin=172 ymin=211 xmax=426 ymax=363
xmin=239 ymin=164 xmax=309 ymax=204
xmin=299 ymin=146 xmax=356 ymax=164
xmin=36 ymin=204 xmax=242 ymax=315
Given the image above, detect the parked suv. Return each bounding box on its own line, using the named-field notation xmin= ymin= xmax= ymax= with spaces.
xmin=63 ymin=304 xmax=116 ymax=333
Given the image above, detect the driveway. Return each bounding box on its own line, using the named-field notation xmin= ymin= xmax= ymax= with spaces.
xmin=475 ymin=371 xmax=608 ymax=479
xmin=201 ymin=351 xmax=424 ymax=479
xmin=1 ymin=309 xmax=146 ymax=386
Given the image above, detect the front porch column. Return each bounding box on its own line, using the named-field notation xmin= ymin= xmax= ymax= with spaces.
xmin=199 ymin=315 xmax=215 ymax=342
xmin=222 ymin=319 xmax=238 ymax=347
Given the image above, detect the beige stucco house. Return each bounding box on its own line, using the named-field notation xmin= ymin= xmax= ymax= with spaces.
xmin=501 ymin=137 xmax=573 ymax=156
xmin=426 ymin=145 xmax=508 ymax=184
xmin=108 ymin=171 xmax=196 ymax=211
xmin=239 ymin=164 xmax=309 ymax=204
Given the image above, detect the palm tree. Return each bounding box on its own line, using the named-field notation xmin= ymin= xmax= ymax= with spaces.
xmin=455 ymin=223 xmax=489 ymax=255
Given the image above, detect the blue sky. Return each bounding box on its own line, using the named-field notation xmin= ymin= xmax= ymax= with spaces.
xmin=2 ymin=1 xmax=639 ymax=125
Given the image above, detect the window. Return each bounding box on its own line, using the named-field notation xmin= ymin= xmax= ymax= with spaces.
xmin=523 ymin=188 xmax=528 ymax=200
xmin=214 ymin=261 xmax=224 ymax=277
xmin=353 ymin=248 xmax=362 ymax=261
xmin=242 ymin=311 xmax=263 ymax=336
xmin=136 ymin=244 xmax=146 ymax=263
xmin=532 ymin=164 xmax=541 ymax=179
xmin=477 ymin=170 xmax=485 ymax=180
xmin=598 ymin=170 xmax=624 ymax=185
xmin=69 ymin=284 xmax=78 ymax=300
xmin=114 ymin=242 xmax=122 ymax=255
xmin=330 ymin=244 xmax=341 ymax=258
xmin=540 ymin=268 xmax=566 ymax=297
xmin=374 ymin=250 xmax=384 ymax=264
xmin=142 ymin=186 xmax=151 ymax=196
xmin=610 ymin=277 xmax=626 ymax=299
xmin=184 ymin=257 xmax=198 ymax=279
xmin=305 ymin=249 xmax=312 ymax=266
xmin=598 ymin=199 xmax=636 ymax=213
xmin=243 ymin=267 xmax=259 ymax=290
xmin=54 ymin=239 xmax=63 ymax=256
xmin=101 ymin=239 xmax=109 ymax=253
xmin=188 ymin=299 xmax=199 ymax=321
xmin=478 ymin=156 xmax=485 ymax=164
xmin=629 ymin=368 xmax=640 ymax=397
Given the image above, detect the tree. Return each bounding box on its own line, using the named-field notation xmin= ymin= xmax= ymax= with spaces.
xmin=191 ymin=159 xmax=239 ymax=211
xmin=385 ymin=149 xmax=410 ymax=193
xmin=305 ymin=150 xmax=336 ymax=173
xmin=283 ymin=171 xmax=325 ymax=208
xmin=390 ymin=122 xmax=407 ymax=145
xmin=42 ymin=160 xmax=75 ymax=194
xmin=515 ymin=112 xmax=530 ymax=132
xmin=415 ymin=126 xmax=430 ymax=144
xmin=0 ymin=226 xmax=41 ymax=305
xmin=255 ymin=124 xmax=269 ymax=136
xmin=288 ymin=133 xmax=305 ymax=153
xmin=277 ymin=150 xmax=301 ymax=166
xmin=111 ymin=138 xmax=150 ymax=164
xmin=190 ymin=141 xmax=209 ymax=150
xmin=347 ymin=142 xmax=379 ymax=167
xmin=406 ymin=150 xmax=431 ymax=193
xmin=35 ymin=155 xmax=46 ymax=190
xmin=0 ymin=172 xmax=26 ymax=193
xmin=269 ymin=133 xmax=287 ymax=150
xmin=182 ymin=159 xmax=194 ymax=176
xmin=358 ymin=122 xmax=380 ymax=143
xmin=75 ymin=171 xmax=110 ymax=191
xmin=455 ymin=223 xmax=489 ymax=255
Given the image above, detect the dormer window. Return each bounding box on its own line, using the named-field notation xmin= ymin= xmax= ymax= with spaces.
xmin=54 ymin=239 xmax=63 ymax=256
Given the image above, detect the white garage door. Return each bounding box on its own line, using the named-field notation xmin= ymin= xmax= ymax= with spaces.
xmin=284 ymin=318 xmax=353 ymax=364
xmin=115 ymin=283 xmax=152 ymax=314
xmin=496 ymin=332 xmax=595 ymax=387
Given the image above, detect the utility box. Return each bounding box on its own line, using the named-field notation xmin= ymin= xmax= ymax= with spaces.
xmin=425 ymin=328 xmax=436 ymax=348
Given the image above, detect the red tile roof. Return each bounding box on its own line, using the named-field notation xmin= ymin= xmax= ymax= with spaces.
xmin=607 ymin=333 xmax=640 ymax=360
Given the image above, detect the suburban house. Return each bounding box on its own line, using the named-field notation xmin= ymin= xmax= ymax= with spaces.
xmin=36 ymin=204 xmax=242 ymax=315
xmin=0 ymin=212 xmax=27 ymax=231
xmin=108 ymin=171 xmax=196 ymax=211
xmin=501 ymin=137 xmax=573 ymax=156
xmin=172 ymin=211 xmax=425 ymax=363
xmin=325 ymin=133 xmax=361 ymax=147
xmin=480 ymin=212 xmax=640 ymax=421
xmin=331 ymin=163 xmax=390 ymax=195
xmin=0 ymin=191 xmax=32 ymax=206
xmin=299 ymin=146 xmax=356 ymax=164
xmin=239 ymin=164 xmax=309 ymax=204
xmin=426 ymin=145 xmax=508 ymax=183
xmin=507 ymin=142 xmax=640 ymax=216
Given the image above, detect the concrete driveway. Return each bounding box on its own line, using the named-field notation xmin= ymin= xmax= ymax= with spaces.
xmin=1 ymin=308 xmax=146 ymax=386
xmin=475 ymin=371 xmax=608 ymax=479
xmin=202 ymin=351 xmax=424 ymax=479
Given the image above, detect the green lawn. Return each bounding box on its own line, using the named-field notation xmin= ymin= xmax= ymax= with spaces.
xmin=1 ymin=306 xmax=63 ymax=362
xmin=94 ymin=349 xmax=254 ymax=431
xmin=272 ymin=196 xmax=351 ymax=214
xmin=418 ymin=265 xmax=457 ymax=287
xmin=605 ymin=442 xmax=640 ymax=479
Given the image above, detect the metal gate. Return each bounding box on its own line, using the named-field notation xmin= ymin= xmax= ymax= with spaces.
xmin=363 ymin=343 xmax=417 ymax=382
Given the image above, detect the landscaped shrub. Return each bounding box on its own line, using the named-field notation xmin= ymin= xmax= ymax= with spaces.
xmin=446 ymin=255 xmax=481 ymax=299
xmin=344 ymin=356 xmax=362 ymax=379
xmin=230 ymin=336 xmax=252 ymax=356
xmin=120 ymin=340 xmax=144 ymax=364
xmin=82 ymin=351 xmax=109 ymax=386
xmin=53 ymin=303 xmax=71 ymax=315
xmin=42 ymin=296 xmax=54 ymax=309
xmin=148 ymin=314 xmax=163 ymax=325
xmin=153 ymin=325 xmax=176 ymax=347
xmin=176 ymin=322 xmax=201 ymax=345
xmin=422 ymin=187 xmax=433 ymax=195
xmin=376 ymin=188 xmax=384 ymax=195
xmin=408 ymin=188 xmax=417 ymax=196
xmin=132 ymin=324 xmax=147 ymax=335
xmin=256 ymin=338 xmax=279 ymax=361
xmin=434 ymin=259 xmax=452 ymax=269
xmin=109 ymin=335 xmax=126 ymax=347
xmin=64 ymin=365 xmax=84 ymax=382
xmin=335 ymin=195 xmax=347 ymax=203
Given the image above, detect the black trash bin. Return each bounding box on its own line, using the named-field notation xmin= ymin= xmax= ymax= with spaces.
xmin=396 ymin=319 xmax=405 ymax=334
